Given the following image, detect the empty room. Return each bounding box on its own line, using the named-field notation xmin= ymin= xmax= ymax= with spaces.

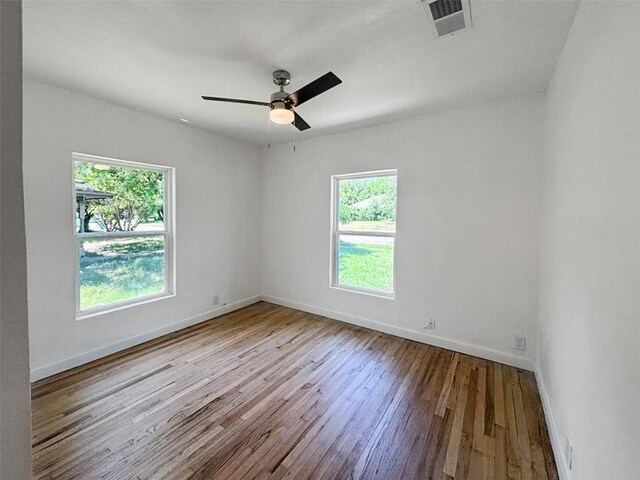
xmin=0 ymin=0 xmax=638 ymax=479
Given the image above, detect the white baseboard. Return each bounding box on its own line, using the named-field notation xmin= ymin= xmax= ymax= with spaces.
xmin=261 ymin=295 xmax=534 ymax=371
xmin=30 ymin=295 xmax=262 ymax=382
xmin=535 ymin=366 xmax=569 ymax=480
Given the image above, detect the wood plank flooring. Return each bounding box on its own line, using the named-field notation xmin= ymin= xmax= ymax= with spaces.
xmin=32 ymin=302 xmax=558 ymax=480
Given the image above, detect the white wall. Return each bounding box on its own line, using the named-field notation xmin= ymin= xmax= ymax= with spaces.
xmin=537 ymin=2 xmax=640 ymax=479
xmin=261 ymin=95 xmax=545 ymax=368
xmin=0 ymin=1 xmax=32 ymax=477
xmin=24 ymin=80 xmax=263 ymax=379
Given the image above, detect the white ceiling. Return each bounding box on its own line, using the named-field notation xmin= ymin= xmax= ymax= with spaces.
xmin=23 ymin=0 xmax=578 ymax=146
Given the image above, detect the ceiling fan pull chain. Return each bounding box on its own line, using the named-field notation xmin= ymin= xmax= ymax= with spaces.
xmin=293 ymin=123 xmax=296 ymax=152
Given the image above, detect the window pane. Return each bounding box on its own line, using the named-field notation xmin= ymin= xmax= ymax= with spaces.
xmin=79 ymin=236 xmax=166 ymax=310
xmin=338 ymin=175 xmax=396 ymax=232
xmin=75 ymin=161 xmax=165 ymax=233
xmin=337 ymin=235 xmax=394 ymax=294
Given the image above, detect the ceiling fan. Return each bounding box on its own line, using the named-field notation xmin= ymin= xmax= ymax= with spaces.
xmin=202 ymin=70 xmax=342 ymax=131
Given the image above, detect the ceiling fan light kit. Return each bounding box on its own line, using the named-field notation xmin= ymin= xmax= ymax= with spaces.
xmin=202 ymin=69 xmax=342 ymax=131
xmin=270 ymin=102 xmax=294 ymax=124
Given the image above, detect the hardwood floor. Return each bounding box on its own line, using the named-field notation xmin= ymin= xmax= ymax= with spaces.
xmin=32 ymin=302 xmax=558 ymax=479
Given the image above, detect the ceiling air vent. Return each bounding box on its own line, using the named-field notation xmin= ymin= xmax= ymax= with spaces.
xmin=421 ymin=0 xmax=472 ymax=37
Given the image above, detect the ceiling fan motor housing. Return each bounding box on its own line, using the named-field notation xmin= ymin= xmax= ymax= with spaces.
xmin=270 ymin=90 xmax=291 ymax=107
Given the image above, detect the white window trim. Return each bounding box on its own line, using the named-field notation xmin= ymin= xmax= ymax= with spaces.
xmin=72 ymin=152 xmax=176 ymax=320
xmin=330 ymin=169 xmax=397 ymax=299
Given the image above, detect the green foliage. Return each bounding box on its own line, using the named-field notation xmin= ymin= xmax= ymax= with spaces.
xmin=95 ymin=238 xmax=164 ymax=255
xmin=76 ymin=162 xmax=164 ymax=232
xmin=338 ymin=240 xmax=393 ymax=293
xmin=339 ymin=176 xmax=396 ymax=225
xmin=79 ymin=239 xmax=165 ymax=309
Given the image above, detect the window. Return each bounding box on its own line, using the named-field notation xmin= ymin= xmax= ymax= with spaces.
xmin=331 ymin=170 xmax=397 ymax=297
xmin=74 ymin=153 xmax=174 ymax=317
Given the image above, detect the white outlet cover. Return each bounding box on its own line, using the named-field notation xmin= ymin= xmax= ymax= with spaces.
xmin=514 ymin=335 xmax=526 ymax=351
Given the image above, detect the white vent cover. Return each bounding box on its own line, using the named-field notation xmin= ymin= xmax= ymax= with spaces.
xmin=421 ymin=0 xmax=472 ymax=37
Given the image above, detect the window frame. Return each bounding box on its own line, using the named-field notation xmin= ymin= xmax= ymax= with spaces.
xmin=73 ymin=152 xmax=176 ymax=320
xmin=330 ymin=169 xmax=398 ymax=299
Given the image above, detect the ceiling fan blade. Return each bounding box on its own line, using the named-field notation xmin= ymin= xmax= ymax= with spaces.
xmin=201 ymin=96 xmax=270 ymax=107
xmin=292 ymin=111 xmax=311 ymax=131
xmin=286 ymin=72 xmax=342 ymax=107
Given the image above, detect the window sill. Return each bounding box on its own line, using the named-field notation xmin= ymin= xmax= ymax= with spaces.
xmin=75 ymin=292 xmax=175 ymax=321
xmin=330 ymin=284 xmax=395 ymax=300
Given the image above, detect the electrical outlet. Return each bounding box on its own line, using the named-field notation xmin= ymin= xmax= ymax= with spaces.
xmin=514 ymin=335 xmax=526 ymax=351
xmin=424 ymin=318 xmax=436 ymax=330
xmin=564 ymin=435 xmax=573 ymax=470
xmin=213 ymin=295 xmax=220 ymax=306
